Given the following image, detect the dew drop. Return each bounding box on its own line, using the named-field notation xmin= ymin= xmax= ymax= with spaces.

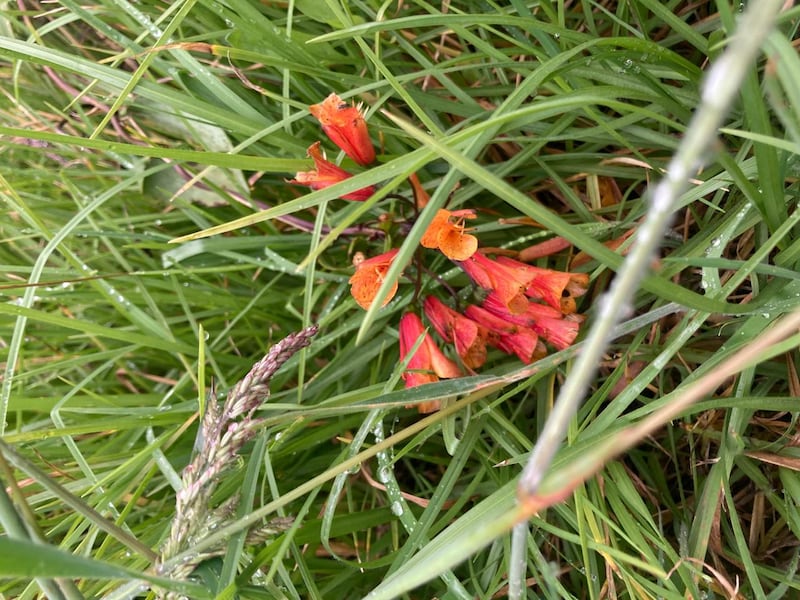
xmin=378 ymin=466 xmax=391 ymax=483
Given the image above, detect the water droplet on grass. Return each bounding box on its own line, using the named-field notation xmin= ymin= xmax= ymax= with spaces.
xmin=378 ymin=466 xmax=391 ymax=483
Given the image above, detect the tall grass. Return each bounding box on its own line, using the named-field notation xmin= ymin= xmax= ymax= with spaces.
xmin=1 ymin=1 xmax=800 ymax=598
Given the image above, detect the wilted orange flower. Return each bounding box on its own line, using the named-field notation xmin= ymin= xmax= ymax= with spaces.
xmin=458 ymin=251 xmax=533 ymax=314
xmin=420 ymin=209 xmax=478 ymax=261
xmin=423 ymin=296 xmax=487 ymax=369
xmin=494 ymin=256 xmax=589 ymax=312
xmin=309 ymin=93 xmax=376 ymax=166
xmin=518 ymin=236 xmax=573 ymax=262
xmin=463 ymin=304 xmax=544 ymax=364
xmin=289 ymin=142 xmax=375 ymax=201
xmin=408 ymin=172 xmax=430 ymax=209
xmin=482 ymin=292 xmax=581 ymax=351
xmin=399 ymin=312 xmax=462 ymax=411
xmin=349 ymin=248 xmax=400 ymax=310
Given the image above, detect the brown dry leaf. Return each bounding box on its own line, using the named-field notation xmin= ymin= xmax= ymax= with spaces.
xmin=597 ymin=176 xmax=623 ymax=207
xmin=744 ymin=450 xmax=800 ymax=472
xmin=314 ymin=541 xmax=361 ymax=558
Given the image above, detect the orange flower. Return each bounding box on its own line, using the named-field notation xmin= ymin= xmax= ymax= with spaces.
xmin=309 ymin=93 xmax=376 ymax=166
xmin=349 ymin=249 xmax=401 ymax=310
xmin=482 ymin=292 xmax=581 ymax=351
xmin=289 ymin=142 xmax=375 ymax=201
xmin=399 ymin=312 xmax=462 ymax=410
xmin=458 ymin=251 xmax=533 ymax=314
xmin=463 ymin=305 xmax=544 ymax=364
xmin=420 ymin=209 xmax=478 ymax=261
xmin=495 ymin=256 xmax=589 ymax=312
xmin=423 ymin=296 xmax=487 ymax=369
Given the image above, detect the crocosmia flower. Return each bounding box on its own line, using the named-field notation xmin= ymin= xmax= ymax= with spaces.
xmin=420 ymin=209 xmax=478 ymax=261
xmin=423 ymin=296 xmax=487 ymax=369
xmin=463 ymin=305 xmax=544 ymax=364
xmin=458 ymin=251 xmax=534 ymax=314
xmin=349 ymin=248 xmax=400 ymax=310
xmin=494 ymin=256 xmax=589 ymax=312
xmin=289 ymin=142 xmax=375 ymax=201
xmin=399 ymin=312 xmax=462 ymax=410
xmin=482 ymin=292 xmax=581 ymax=351
xmin=310 ymin=93 xmax=376 ymax=166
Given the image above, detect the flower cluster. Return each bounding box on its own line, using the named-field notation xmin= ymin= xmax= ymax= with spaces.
xmin=288 ymin=93 xmax=376 ymax=200
xmin=291 ymin=94 xmax=589 ymax=412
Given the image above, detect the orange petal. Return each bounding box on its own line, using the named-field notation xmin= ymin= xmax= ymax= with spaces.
xmin=437 ymin=227 xmax=478 ymax=261
xmin=423 ymin=296 xmax=486 ymax=369
xmin=420 ymin=210 xmax=450 ymax=250
xmin=290 ymin=142 xmax=375 ymax=201
xmin=453 ymin=320 xmax=487 ymax=369
xmin=349 ymin=270 xmax=398 ymax=310
xmin=415 ymin=400 xmax=442 ymax=414
xmin=463 ymin=304 xmax=540 ymax=364
xmin=425 ymin=335 xmax=462 ymax=379
xmin=460 ymin=253 xmax=534 ymax=313
xmin=348 ymin=249 xmax=400 ymax=309
xmin=398 ymin=312 xmax=461 ymax=396
xmin=409 ymin=173 xmax=430 ymax=209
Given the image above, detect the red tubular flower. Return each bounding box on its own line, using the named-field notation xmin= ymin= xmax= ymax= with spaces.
xmin=482 ymin=292 xmax=580 ymax=351
xmin=349 ymin=249 xmax=401 ymax=310
xmin=495 ymin=256 xmax=589 ymax=312
xmin=457 ymin=252 xmax=533 ymax=314
xmin=399 ymin=313 xmax=462 ymax=411
xmin=463 ymin=304 xmax=544 ymax=364
xmin=289 ymin=142 xmax=375 ymax=201
xmin=423 ymin=296 xmax=487 ymax=369
xmin=309 ymin=93 xmax=376 ymax=166
xmin=420 ymin=209 xmax=478 ymax=261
